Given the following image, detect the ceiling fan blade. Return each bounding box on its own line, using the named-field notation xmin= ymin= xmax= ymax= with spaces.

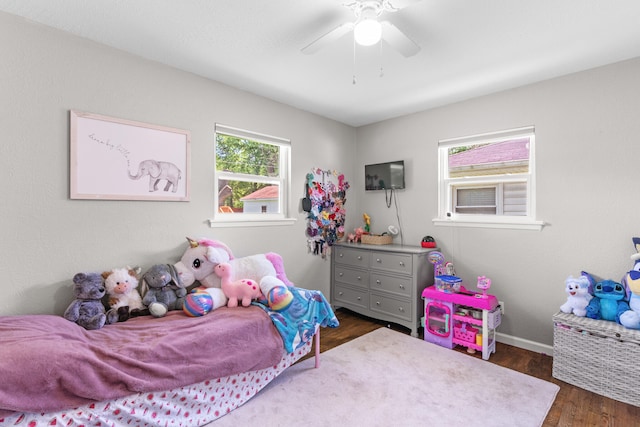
xmin=302 ymin=22 xmax=355 ymax=54
xmin=382 ymin=0 xmax=422 ymax=12
xmin=381 ymin=20 xmax=420 ymax=57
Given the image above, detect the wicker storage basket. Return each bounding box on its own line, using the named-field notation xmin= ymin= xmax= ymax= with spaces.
xmin=552 ymin=312 xmax=640 ymax=406
xmin=361 ymin=234 xmax=392 ymax=245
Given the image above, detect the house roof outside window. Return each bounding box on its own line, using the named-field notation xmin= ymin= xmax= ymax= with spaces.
xmin=240 ymin=185 xmax=279 ymax=201
xmin=448 ymin=138 xmax=530 ymax=178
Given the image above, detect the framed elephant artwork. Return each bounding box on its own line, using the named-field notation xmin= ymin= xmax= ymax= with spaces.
xmin=70 ymin=110 xmax=190 ymax=201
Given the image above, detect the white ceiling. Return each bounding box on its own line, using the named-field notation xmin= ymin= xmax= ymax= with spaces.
xmin=3 ymin=0 xmax=640 ymax=127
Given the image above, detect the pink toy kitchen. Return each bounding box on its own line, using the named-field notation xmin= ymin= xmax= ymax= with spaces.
xmin=422 ymin=252 xmax=502 ymax=360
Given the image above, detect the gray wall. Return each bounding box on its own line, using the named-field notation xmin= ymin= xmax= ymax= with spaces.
xmin=355 ymin=57 xmax=640 ymax=350
xmin=3 ymin=11 xmax=640 ymax=351
xmin=0 ymin=12 xmax=355 ymax=317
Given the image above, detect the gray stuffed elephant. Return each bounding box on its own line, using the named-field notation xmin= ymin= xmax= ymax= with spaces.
xmin=141 ymin=264 xmax=187 ymax=317
xmin=129 ymin=159 xmax=181 ymax=193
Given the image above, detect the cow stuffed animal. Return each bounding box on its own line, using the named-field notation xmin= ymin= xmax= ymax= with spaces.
xmin=103 ymin=267 xmax=148 ymax=322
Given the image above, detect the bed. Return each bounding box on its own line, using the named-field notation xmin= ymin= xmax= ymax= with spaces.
xmin=0 ymin=287 xmax=337 ymax=426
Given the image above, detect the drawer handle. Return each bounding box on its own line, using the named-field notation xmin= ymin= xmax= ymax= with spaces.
xmin=399 ymin=261 xmax=405 ymax=266
xmin=357 ymin=296 xmax=362 ymax=301
xmin=357 ymin=256 xmax=362 ymax=260
xmin=398 ymin=307 xmax=405 ymax=312
xmin=376 ymin=280 xmax=381 ymax=284
xmin=339 ymin=272 xmax=344 ymax=277
xmin=339 ymin=253 xmax=343 ymax=257
xmin=357 ymin=276 xmax=362 ymax=281
xmin=338 ymin=292 xmax=343 ymax=296
xmin=376 ymin=258 xmax=382 ymax=263
xmin=376 ymin=301 xmax=381 ymax=306
xmin=399 ymin=284 xmax=405 ymax=289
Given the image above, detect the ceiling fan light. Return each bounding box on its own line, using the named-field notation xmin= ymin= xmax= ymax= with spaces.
xmin=354 ymin=19 xmax=382 ymax=46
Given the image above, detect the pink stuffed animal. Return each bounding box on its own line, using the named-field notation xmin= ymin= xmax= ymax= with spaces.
xmin=214 ymin=262 xmax=263 ymax=308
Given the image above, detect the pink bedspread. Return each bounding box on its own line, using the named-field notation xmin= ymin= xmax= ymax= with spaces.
xmin=0 ymin=307 xmax=284 ymax=416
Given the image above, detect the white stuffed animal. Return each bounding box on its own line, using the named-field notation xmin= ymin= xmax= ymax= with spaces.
xmin=560 ymin=275 xmax=593 ymax=317
xmin=103 ymin=267 xmax=146 ymax=321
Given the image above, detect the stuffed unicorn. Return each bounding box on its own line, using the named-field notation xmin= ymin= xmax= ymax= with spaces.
xmin=174 ymin=237 xmax=293 ymax=313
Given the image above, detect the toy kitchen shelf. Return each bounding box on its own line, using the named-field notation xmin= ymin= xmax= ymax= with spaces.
xmin=422 ymin=285 xmax=501 ymax=360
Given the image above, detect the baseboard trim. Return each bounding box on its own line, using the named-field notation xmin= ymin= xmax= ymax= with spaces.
xmin=496 ymin=332 xmax=553 ymax=356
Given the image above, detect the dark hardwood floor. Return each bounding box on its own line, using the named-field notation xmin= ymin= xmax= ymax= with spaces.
xmin=303 ymin=308 xmax=640 ymax=427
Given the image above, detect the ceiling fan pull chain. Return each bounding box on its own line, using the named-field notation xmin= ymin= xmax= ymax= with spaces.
xmin=352 ymin=35 xmax=357 ymax=85
xmin=379 ymin=38 xmax=384 ymax=78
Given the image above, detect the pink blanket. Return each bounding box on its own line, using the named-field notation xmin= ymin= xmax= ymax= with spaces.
xmin=0 ymin=307 xmax=283 ymax=416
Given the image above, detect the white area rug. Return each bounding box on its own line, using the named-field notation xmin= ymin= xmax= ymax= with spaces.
xmin=211 ymin=327 xmax=559 ymax=427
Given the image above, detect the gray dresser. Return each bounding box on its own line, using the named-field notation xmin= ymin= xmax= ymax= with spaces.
xmin=330 ymin=242 xmax=435 ymax=337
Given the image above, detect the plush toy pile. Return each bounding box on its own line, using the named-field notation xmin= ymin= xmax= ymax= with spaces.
xmin=61 ymin=237 xmax=298 ymax=328
xmin=174 ymin=237 xmax=294 ymax=315
xmin=561 ymin=237 xmax=640 ymax=329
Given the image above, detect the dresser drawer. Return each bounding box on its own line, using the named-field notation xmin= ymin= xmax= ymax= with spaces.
xmin=334 ymin=284 xmax=368 ymax=309
xmin=370 ymin=252 xmax=412 ymax=275
xmin=334 ymin=265 xmax=369 ymax=289
xmin=370 ymin=292 xmax=412 ymax=322
xmin=334 ymin=247 xmax=370 ymax=268
xmin=370 ymin=272 xmax=412 ymax=298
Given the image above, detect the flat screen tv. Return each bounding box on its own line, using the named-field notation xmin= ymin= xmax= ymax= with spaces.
xmin=365 ymin=160 xmax=405 ymax=190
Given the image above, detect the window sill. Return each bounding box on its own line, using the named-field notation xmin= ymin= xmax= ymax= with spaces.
xmin=208 ymin=217 xmax=297 ymax=228
xmin=432 ymin=217 xmax=545 ymax=231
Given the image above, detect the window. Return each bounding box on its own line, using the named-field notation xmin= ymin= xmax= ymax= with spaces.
xmin=434 ymin=126 xmax=543 ymax=230
xmin=210 ymin=124 xmax=293 ymax=227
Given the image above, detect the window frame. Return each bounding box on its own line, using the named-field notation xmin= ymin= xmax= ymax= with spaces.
xmin=209 ymin=124 xmax=295 ymax=228
xmin=433 ymin=126 xmax=544 ymax=231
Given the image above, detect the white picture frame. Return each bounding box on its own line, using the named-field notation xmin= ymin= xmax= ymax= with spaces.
xmin=70 ymin=110 xmax=190 ymax=201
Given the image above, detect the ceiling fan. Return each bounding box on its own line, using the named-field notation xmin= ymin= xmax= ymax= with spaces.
xmin=302 ymin=0 xmax=421 ymax=57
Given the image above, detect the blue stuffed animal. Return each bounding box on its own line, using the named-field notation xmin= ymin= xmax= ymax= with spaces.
xmin=585 ymin=276 xmax=629 ymax=323
xmin=619 ymin=237 xmax=640 ymax=329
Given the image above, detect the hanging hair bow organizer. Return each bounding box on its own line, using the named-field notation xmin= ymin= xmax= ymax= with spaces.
xmin=304 ymin=168 xmax=349 ymax=258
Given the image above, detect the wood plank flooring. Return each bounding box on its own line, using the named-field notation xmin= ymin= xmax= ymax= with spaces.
xmin=303 ymin=308 xmax=640 ymax=427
